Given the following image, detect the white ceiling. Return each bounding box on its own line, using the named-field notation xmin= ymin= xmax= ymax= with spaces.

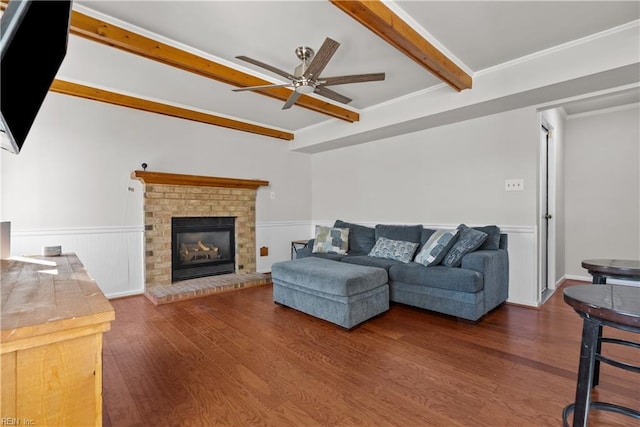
xmin=558 ymin=86 xmax=640 ymax=116
xmin=398 ymin=1 xmax=640 ymax=70
xmin=66 ymin=1 xmax=640 ymax=136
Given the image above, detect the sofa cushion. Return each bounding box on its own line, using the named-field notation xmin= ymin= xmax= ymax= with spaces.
xmin=312 ymin=225 xmax=349 ymax=254
xmin=334 ymin=220 xmax=376 ymax=255
xmin=473 ymin=225 xmax=501 ymax=250
xmin=368 ymin=237 xmax=419 ymax=263
xmin=341 ymin=255 xmax=404 ymax=270
xmin=375 ymin=224 xmax=423 ymax=244
xmin=414 ymin=229 xmax=459 ymax=267
xmin=442 ymin=224 xmax=488 ymax=268
xmin=389 ymin=263 xmax=483 ymax=293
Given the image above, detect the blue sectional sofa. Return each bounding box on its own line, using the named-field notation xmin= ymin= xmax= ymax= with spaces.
xmin=294 ymin=220 xmax=509 ymax=322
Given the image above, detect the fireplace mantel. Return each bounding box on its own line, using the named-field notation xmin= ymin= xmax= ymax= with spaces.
xmin=131 ymin=171 xmax=269 ymax=189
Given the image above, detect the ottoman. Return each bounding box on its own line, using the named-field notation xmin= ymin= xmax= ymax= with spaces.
xmin=271 ymin=257 xmax=389 ymax=329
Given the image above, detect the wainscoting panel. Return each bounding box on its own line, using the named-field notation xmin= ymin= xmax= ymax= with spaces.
xmin=500 ymin=225 xmax=538 ymax=307
xmin=255 ymin=221 xmax=313 ymax=273
xmin=10 ymin=227 xmax=144 ymax=299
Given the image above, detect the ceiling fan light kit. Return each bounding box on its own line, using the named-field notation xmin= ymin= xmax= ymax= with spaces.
xmin=294 ymin=81 xmax=316 ymax=94
xmin=233 ymin=37 xmax=385 ymax=110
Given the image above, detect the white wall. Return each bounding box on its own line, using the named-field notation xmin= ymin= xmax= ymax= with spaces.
xmin=564 ymin=105 xmax=640 ymax=279
xmin=1 ymin=93 xmax=312 ymax=297
xmin=2 ymin=94 xmax=311 ymax=227
xmin=310 ymin=107 xmax=542 ymax=306
xmin=311 ymin=107 xmax=539 ymax=224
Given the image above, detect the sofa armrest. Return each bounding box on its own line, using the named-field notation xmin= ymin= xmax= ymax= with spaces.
xmin=499 ymin=233 xmax=508 ymax=250
xmin=462 ymin=249 xmax=509 ymax=311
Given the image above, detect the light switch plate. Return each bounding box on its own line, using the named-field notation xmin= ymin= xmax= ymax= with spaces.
xmin=505 ymin=179 xmax=524 ymax=191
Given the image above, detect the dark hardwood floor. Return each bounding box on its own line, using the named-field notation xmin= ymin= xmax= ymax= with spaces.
xmin=102 ymin=280 xmax=638 ymax=426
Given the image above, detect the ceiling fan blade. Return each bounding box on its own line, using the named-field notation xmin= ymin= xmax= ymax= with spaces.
xmin=235 ymin=56 xmax=294 ymax=80
xmin=282 ymin=90 xmax=302 ymax=110
xmin=232 ymin=83 xmax=292 ymax=92
xmin=314 ymin=86 xmax=352 ymax=104
xmin=303 ymin=37 xmax=340 ymax=79
xmin=321 ymin=73 xmax=386 ymax=86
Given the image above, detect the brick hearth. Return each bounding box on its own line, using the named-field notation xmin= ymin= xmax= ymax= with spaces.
xmin=131 ymin=171 xmax=270 ymax=301
xmin=144 ymin=272 xmax=271 ymax=305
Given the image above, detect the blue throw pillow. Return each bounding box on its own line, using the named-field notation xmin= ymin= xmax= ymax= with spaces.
xmin=473 ymin=225 xmax=501 ymax=250
xmin=442 ymin=224 xmax=488 ymax=267
xmin=414 ymin=229 xmax=459 ymax=267
xmin=368 ymin=237 xmax=419 ymax=263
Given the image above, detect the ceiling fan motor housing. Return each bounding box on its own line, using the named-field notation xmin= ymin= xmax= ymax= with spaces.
xmin=295 ymin=46 xmax=314 ymax=62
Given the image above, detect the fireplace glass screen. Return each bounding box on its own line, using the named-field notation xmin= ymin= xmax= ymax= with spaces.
xmin=172 ymin=217 xmax=235 ymax=282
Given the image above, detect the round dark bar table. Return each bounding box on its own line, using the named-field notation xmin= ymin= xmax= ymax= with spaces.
xmin=562 ymin=284 xmax=640 ymax=427
xmin=581 ymin=259 xmax=640 ymax=387
xmin=581 ymin=259 xmax=640 ymax=284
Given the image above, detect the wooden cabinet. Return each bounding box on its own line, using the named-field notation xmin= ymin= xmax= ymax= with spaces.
xmin=1 ymin=254 xmax=115 ymax=426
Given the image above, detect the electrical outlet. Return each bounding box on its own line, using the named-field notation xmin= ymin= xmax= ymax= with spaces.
xmin=505 ymin=179 xmax=524 ymax=191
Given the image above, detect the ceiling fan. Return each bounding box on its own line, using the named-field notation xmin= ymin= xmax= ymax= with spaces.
xmin=233 ymin=37 xmax=385 ymax=110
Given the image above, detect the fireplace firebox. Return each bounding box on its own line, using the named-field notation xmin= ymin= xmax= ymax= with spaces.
xmin=171 ymin=217 xmax=235 ymax=282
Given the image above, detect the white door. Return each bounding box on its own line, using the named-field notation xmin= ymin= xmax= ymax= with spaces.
xmin=540 ymin=124 xmax=557 ymax=300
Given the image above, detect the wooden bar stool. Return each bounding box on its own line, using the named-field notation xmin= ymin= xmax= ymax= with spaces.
xmin=562 ymin=284 xmax=640 ymax=426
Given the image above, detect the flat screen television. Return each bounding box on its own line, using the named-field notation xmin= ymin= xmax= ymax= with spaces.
xmin=1 ymin=0 xmax=72 ymax=154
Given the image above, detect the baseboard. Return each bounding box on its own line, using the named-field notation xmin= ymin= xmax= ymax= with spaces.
xmin=504 ymin=301 xmax=540 ymax=310
xmin=564 ymin=274 xmax=594 ymax=283
xmin=564 ymin=274 xmax=639 ymax=286
xmin=105 ymin=289 xmax=144 ymax=300
xmin=540 ymin=288 xmax=555 ymax=305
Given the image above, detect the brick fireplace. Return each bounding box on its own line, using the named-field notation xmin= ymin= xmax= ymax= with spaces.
xmin=131 ymin=171 xmax=270 ymax=301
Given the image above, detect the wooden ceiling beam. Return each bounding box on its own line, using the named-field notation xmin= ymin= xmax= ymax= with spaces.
xmin=69 ymin=10 xmax=359 ymax=122
xmin=330 ymin=0 xmax=472 ymax=92
xmin=50 ymin=80 xmax=294 ymax=141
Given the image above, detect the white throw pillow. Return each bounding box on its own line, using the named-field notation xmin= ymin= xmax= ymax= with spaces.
xmin=312 ymin=225 xmax=349 ymax=254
